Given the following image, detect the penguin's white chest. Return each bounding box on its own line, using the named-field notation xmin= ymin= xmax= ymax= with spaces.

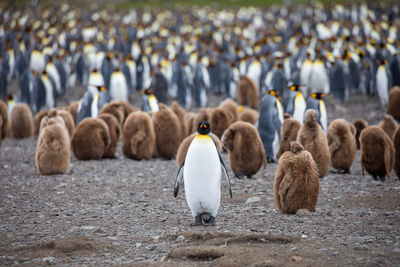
xmin=293 ymin=92 xmax=306 ymax=124
xmin=110 ymin=72 xmax=128 ymax=101
xmin=376 ymin=66 xmax=388 ymax=106
xmin=183 ymin=135 xmax=221 ymax=217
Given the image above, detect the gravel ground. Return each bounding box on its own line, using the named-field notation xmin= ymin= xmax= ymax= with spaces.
xmin=1 ymin=87 xmax=400 ymax=266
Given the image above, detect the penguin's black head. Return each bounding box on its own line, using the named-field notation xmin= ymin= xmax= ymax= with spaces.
xmin=311 ymin=93 xmax=327 ymax=100
xmin=197 ymin=121 xmax=211 ymax=135
xmin=97 ymin=85 xmax=106 ymax=92
xmin=266 ymin=90 xmax=278 ymax=97
xmin=142 ymin=89 xmax=152 ymax=95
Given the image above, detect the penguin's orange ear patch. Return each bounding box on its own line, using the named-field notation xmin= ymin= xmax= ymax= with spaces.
xmin=312 ymin=93 xmax=317 ymax=99
xmin=321 ymin=93 xmax=327 ymax=98
xmin=290 ymin=85 xmax=296 ymax=91
xmin=100 ymin=86 xmax=106 ymax=92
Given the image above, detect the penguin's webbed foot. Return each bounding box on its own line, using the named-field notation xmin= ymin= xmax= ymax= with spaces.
xmin=190 ymin=215 xmax=203 ymax=226
xmin=379 ymin=176 xmax=386 ymax=182
xmin=267 ymin=157 xmax=275 ymax=163
xmin=235 ymin=172 xmax=245 ymax=179
xmin=203 ymin=216 xmax=216 ymax=226
xmin=342 ymin=169 xmax=351 ymax=174
xmin=372 ymin=175 xmax=378 ymax=180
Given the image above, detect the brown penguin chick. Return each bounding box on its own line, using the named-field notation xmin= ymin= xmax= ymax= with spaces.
xmin=387 ymin=86 xmax=400 ymax=121
xmin=99 ymin=101 xmax=125 ymax=126
xmin=353 ymin=119 xmax=368 ymax=149
xmin=221 ymin=121 xmax=266 ymax=178
xmin=34 ymin=110 xmax=49 ymax=136
xmin=67 ymin=101 xmax=79 ymax=125
xmin=274 ymin=141 xmax=319 ymax=214
xmin=379 ymin=114 xmax=398 ymax=139
xmin=10 ymin=103 xmax=34 ymax=138
xmin=71 ymin=118 xmax=111 ymax=160
xmin=277 ymin=118 xmax=301 ymax=159
xmin=115 ymin=100 xmax=137 ymax=122
xmin=185 ymin=112 xmax=196 ymax=136
xmin=152 ymin=103 xmax=182 ymax=159
xmin=360 ymin=126 xmax=395 ymax=181
xmin=210 ymin=107 xmax=232 ymax=139
xmin=327 ymin=119 xmax=357 ymax=173
xmin=193 ymin=108 xmax=212 ymax=133
xmin=170 ymin=101 xmax=187 ymax=139
xmin=237 ymin=75 xmax=259 ymax=109
xmin=238 ymin=107 xmax=259 ymax=124
xmin=283 ymin=113 xmax=292 ymax=120
xmin=0 ymin=100 xmax=7 ymax=140
xmin=176 ymin=132 xmax=222 ymax=166
xmin=219 ymin=98 xmax=239 ymax=123
xmin=297 ymin=109 xmax=330 ymax=178
xmin=98 ymin=113 xmax=121 ymax=158
xmin=122 ymin=111 xmax=156 ymax=160
xmin=57 ymin=110 xmax=75 ymax=138
xmin=394 ymin=126 xmax=400 ymax=179
xmin=35 ymin=110 xmax=70 ymax=175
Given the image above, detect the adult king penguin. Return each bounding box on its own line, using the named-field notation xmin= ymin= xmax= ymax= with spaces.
xmin=307 ymin=93 xmax=328 ymax=133
xmin=141 ymin=89 xmax=159 ymax=112
xmin=258 ymin=90 xmax=284 ymax=163
xmin=174 ymin=121 xmax=232 ymax=226
xmin=285 ymin=83 xmax=306 ymax=124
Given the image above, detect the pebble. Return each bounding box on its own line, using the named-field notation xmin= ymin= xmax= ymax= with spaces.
xmin=176 ymin=235 xmax=185 ymax=242
xmin=354 ymin=245 xmax=368 ymax=251
xmin=290 ymin=256 xmax=303 ymax=262
xmin=296 ymin=209 xmax=312 ymax=216
xmin=392 ymin=248 xmax=400 ymax=253
xmin=42 ymin=257 xmax=56 ymax=264
xmin=245 ymin=196 xmax=261 ymax=205
xmin=366 ymin=258 xmax=386 ymax=267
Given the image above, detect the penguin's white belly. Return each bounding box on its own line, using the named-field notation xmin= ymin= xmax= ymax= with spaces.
xmin=184 ymin=137 xmax=221 ymax=217
xmin=293 ymin=94 xmax=306 ymax=124
xmin=42 ymin=77 xmax=54 ymax=109
xmin=376 ymin=66 xmax=388 ymax=106
xmin=110 ymin=74 xmax=128 ymax=101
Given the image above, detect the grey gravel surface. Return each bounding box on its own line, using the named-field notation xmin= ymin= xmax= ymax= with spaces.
xmin=0 ymin=93 xmax=400 ymax=266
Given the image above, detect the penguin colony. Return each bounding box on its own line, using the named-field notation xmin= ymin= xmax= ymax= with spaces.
xmin=1 ymin=2 xmax=400 ymax=222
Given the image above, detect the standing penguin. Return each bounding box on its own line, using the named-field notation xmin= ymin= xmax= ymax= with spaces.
xmin=237 ymin=75 xmax=259 ymax=109
xmin=174 ymin=121 xmax=232 ymax=226
xmin=277 ymin=118 xmax=301 ymax=159
xmin=376 ymin=60 xmax=391 ymax=108
xmin=327 ymin=119 xmax=357 ymax=173
xmin=222 ymin=121 xmax=266 ymax=178
xmin=387 ymin=86 xmax=400 ymax=121
xmin=109 ymin=68 xmax=129 ymax=102
xmin=353 ymin=118 xmax=369 ymax=150
xmin=9 ymin=103 xmax=34 ymax=139
xmin=274 ymin=141 xmax=319 ymax=214
xmin=285 ymin=83 xmax=306 ymax=124
xmin=141 ymin=89 xmax=159 ymax=113
xmin=393 ymin=126 xmax=400 ymax=179
xmin=306 ymin=93 xmax=328 ymax=133
xmin=379 ymin=114 xmax=398 ymax=139
xmin=258 ymin=90 xmax=284 ymax=163
xmin=360 ymin=126 xmax=395 ymax=181
xmin=0 ymin=100 xmax=8 ymax=143
xmin=76 ymin=85 xmax=110 ymax=125
xmin=309 ymin=55 xmax=330 ymax=96
xmin=297 ymin=109 xmax=330 ymax=178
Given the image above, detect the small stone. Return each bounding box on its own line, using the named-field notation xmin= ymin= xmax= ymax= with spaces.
xmin=290 ymin=247 xmax=297 ymax=251
xmin=366 ymin=258 xmax=386 ymax=267
xmin=290 ymin=256 xmax=303 ymax=262
xmin=245 ymin=196 xmax=261 ymax=205
xmin=42 ymin=257 xmax=56 ymax=264
xmin=392 ymin=248 xmax=400 ymax=253
xmin=296 ymin=209 xmax=312 ymax=216
xmin=176 ymin=235 xmax=185 ymax=241
xmin=354 ymin=245 xmax=368 ymax=251
xmin=318 ymin=248 xmax=328 ymax=252
xmin=80 ymin=225 xmax=96 ymax=230
xmin=301 ymin=234 xmax=307 ymax=239
xmin=136 ymin=242 xmax=142 ymax=248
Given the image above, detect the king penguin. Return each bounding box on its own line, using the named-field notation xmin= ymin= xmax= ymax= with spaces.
xmin=76 ymin=85 xmax=110 ymax=125
xmin=109 ymin=68 xmax=129 ymax=102
xmin=376 ymin=60 xmax=390 ymax=108
xmin=141 ymin=89 xmax=159 ymax=112
xmin=174 ymin=121 xmax=232 ymax=226
xmin=307 ymin=93 xmax=328 ymax=133
xmin=258 ymin=90 xmax=284 ymax=163
xmin=285 ymin=83 xmax=306 ymax=124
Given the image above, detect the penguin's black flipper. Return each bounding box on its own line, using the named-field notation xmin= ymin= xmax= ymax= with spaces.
xmin=174 ymin=160 xmax=185 ymax=198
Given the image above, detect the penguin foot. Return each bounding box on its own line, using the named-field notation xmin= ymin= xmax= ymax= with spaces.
xmin=190 ymin=215 xmax=203 ymax=226
xmin=203 ymin=216 xmax=216 ymax=226
xmin=267 ymin=157 xmax=275 ymax=163
xmin=247 ymin=175 xmax=252 ymax=179
xmin=372 ymin=175 xmax=378 ymax=180
xmin=235 ymin=172 xmax=245 ymax=179
xmin=342 ymin=169 xmax=351 ymax=174
xmin=379 ymin=176 xmax=386 ymax=182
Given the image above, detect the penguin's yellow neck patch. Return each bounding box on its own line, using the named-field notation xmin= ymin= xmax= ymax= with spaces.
xmin=195 ymin=134 xmax=212 ymax=142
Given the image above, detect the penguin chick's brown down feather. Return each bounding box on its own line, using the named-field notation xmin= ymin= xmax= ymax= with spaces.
xmin=221 ymin=121 xmax=266 ymax=178
xmin=297 ymin=109 xmax=330 ymax=178
xmin=277 ymin=118 xmax=301 ymax=159
xmin=394 ymin=126 xmax=400 ymax=179
xmin=353 ymin=119 xmax=368 ymax=149
xmin=274 ymin=141 xmax=319 ymax=214
xmin=34 ymin=110 xmax=48 ymax=136
xmin=122 ymin=111 xmax=156 ymax=160
xmin=210 ymin=107 xmax=232 ymax=139
xmin=327 ymin=119 xmax=357 ymax=172
xmin=237 ymin=75 xmax=259 ymax=109
xmin=379 ymin=114 xmax=398 ymax=139
xmin=71 ymin=118 xmax=111 ymax=160
xmin=35 ymin=112 xmax=70 ymax=175
xmin=360 ymin=126 xmax=395 ymax=180
xmin=0 ymin=100 xmax=8 ymax=140
xmin=387 ymin=86 xmax=400 ymax=121
xmin=10 ymin=103 xmax=34 ymax=138
xmin=152 ymin=103 xmax=182 ymax=159
xmin=98 ymin=113 xmax=121 ymax=158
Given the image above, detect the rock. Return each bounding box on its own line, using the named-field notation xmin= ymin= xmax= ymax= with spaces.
xmin=42 ymin=257 xmax=56 ymax=264
xmin=366 ymin=258 xmax=386 ymax=267
xmin=392 ymin=248 xmax=400 ymax=253
xmin=176 ymin=235 xmax=185 ymax=242
xmin=80 ymin=225 xmax=96 ymax=230
xmin=354 ymin=245 xmax=368 ymax=251
xmin=296 ymin=209 xmax=312 ymax=216
xmin=290 ymin=247 xmax=297 ymax=251
xmin=245 ymin=196 xmax=261 ymax=205
xmin=290 ymin=256 xmax=303 ymax=262
xmin=301 ymin=234 xmax=307 ymax=239
xmin=136 ymin=242 xmax=142 ymax=248
xmin=318 ymin=248 xmax=328 ymax=252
